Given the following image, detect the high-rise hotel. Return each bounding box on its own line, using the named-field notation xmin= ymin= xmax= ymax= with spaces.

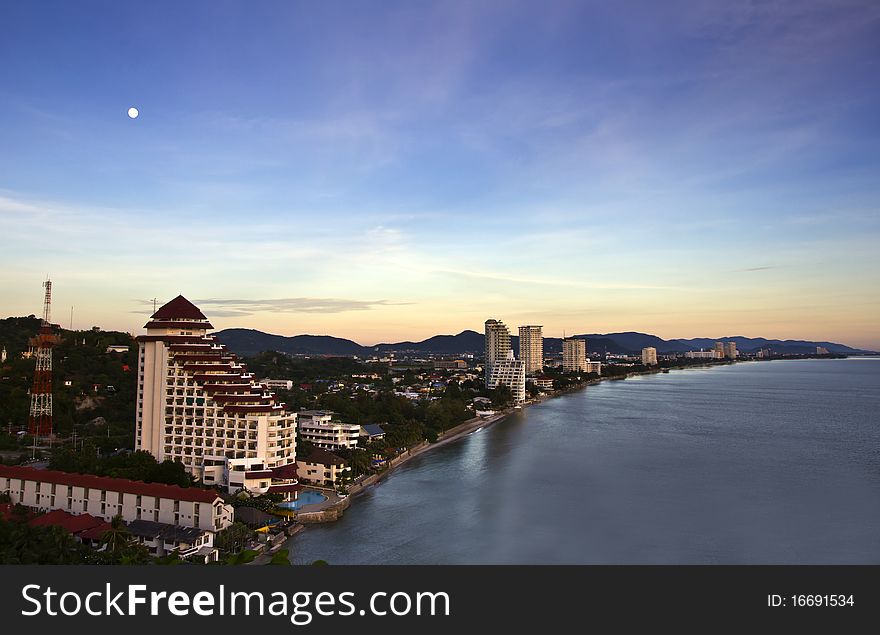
xmin=135 ymin=296 xmax=299 ymax=496
xmin=518 ymin=325 xmax=544 ymax=375
xmin=484 ymin=319 xmax=511 ymax=388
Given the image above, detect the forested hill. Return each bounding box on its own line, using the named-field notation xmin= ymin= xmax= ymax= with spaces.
xmin=0 ymin=317 xmax=136 ymax=446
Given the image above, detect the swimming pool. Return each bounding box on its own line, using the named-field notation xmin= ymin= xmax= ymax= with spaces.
xmin=278 ymin=491 xmax=328 ymax=510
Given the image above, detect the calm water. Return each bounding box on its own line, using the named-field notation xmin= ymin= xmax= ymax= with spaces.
xmin=291 ymin=359 xmax=880 ymax=564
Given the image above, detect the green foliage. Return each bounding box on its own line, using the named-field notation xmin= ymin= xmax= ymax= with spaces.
xmin=268 ymin=549 xmax=291 ymax=565
xmin=88 ymin=514 xmax=151 ymax=564
xmin=224 ymin=549 xmax=259 ymax=565
xmin=244 ymin=353 xmax=369 ymax=383
xmin=0 ymin=518 xmax=88 ymax=564
xmin=0 ymin=319 xmax=137 ymax=446
xmin=215 ymin=522 xmax=255 ymax=554
xmin=311 ymin=559 xmax=329 ymax=566
xmin=229 ymin=492 xmax=283 ymax=512
xmin=333 ymin=447 xmax=372 ymax=477
xmin=48 ymin=449 xmax=195 ymax=487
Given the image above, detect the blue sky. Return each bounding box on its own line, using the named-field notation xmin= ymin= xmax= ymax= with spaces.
xmin=1 ymin=1 xmax=879 ymax=348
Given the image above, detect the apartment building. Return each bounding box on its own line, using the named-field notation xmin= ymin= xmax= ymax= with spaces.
xmin=296 ymin=410 xmax=361 ymax=450
xmin=562 ymin=338 xmax=587 ymax=373
xmin=484 ymin=319 xmax=511 ymax=388
xmin=518 ymin=325 xmax=544 ymax=375
xmin=487 ymin=350 xmax=526 ymax=403
xmin=641 ymin=347 xmax=658 ymax=366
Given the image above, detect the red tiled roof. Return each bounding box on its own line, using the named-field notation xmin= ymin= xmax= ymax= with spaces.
xmin=150 ymin=295 xmax=208 ymax=321
xmin=28 ymin=509 xmax=72 ymax=527
xmin=135 ymin=335 xmax=208 ymax=343
xmin=244 ymin=470 xmax=274 ymax=479
xmin=30 ymin=510 xmax=105 ymax=534
xmin=271 ymin=463 xmax=299 ymax=479
xmin=0 ymin=465 xmax=223 ymax=503
xmin=144 ymin=320 xmax=215 ymax=330
xmin=78 ymin=522 xmax=113 ymax=541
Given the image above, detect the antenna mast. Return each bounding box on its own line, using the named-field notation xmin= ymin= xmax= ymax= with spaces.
xmin=28 ymin=278 xmax=58 ymax=445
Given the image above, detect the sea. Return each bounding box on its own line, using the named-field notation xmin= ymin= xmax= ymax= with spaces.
xmin=290 ymin=358 xmax=880 ymax=564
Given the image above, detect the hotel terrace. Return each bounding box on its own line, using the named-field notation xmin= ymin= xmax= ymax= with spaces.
xmin=135 ymin=296 xmax=299 ymax=495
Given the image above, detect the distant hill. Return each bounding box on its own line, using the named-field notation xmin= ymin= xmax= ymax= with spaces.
xmin=215 ymin=327 xmax=870 ymax=357
xmin=374 ymin=330 xmax=485 ymax=354
xmin=214 ymin=329 xmax=371 ymax=357
xmin=674 ymin=336 xmax=864 ymax=355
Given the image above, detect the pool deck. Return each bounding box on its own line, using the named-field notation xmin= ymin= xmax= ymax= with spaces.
xmin=292 ymin=488 xmax=344 ymax=513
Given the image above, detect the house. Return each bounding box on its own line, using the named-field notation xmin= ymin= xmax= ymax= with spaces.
xmin=27 ymin=509 xmax=111 ymax=545
xmin=126 ymin=519 xmax=219 ymax=563
xmin=531 ymin=376 xmax=554 ymax=390
xmin=359 ymin=424 xmax=386 ymax=441
xmin=296 ymin=448 xmax=351 ymax=488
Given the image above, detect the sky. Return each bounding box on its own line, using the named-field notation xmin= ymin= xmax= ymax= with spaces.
xmin=1 ymin=0 xmax=879 ymax=348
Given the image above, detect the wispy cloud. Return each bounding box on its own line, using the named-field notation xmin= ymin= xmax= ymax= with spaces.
xmin=736 ymin=266 xmax=779 ymax=273
xmin=193 ymin=297 xmax=412 ymax=316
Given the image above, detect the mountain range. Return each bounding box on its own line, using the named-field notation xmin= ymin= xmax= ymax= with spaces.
xmin=215 ymin=328 xmax=871 ymax=357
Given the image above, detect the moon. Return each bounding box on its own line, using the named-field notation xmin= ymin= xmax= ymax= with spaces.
xmin=127 ymin=107 xmax=139 ymax=119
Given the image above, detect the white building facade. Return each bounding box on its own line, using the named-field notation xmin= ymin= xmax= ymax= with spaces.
xmin=484 ymin=319 xmax=511 ymax=388
xmin=518 ymin=325 xmax=544 ymax=375
xmin=562 ymin=338 xmax=587 ymax=373
xmin=487 ymin=350 xmax=526 ymax=403
xmin=0 ymin=465 xmax=234 ymax=532
xmin=297 ymin=410 xmax=361 ymax=450
xmin=135 ymin=296 xmax=298 ymax=495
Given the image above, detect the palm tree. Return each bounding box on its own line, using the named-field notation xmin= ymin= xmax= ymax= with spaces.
xmin=101 ymin=514 xmax=132 ymax=555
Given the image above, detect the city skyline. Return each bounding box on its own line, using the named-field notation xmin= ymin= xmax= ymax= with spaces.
xmin=2 ymin=2 xmax=879 ymax=349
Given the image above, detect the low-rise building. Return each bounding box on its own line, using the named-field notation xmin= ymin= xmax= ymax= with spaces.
xmin=127 ymin=519 xmax=218 ymax=563
xmin=262 ymin=378 xmax=294 ymax=391
xmin=297 ymin=410 xmax=360 ymax=450
xmin=359 ymin=423 xmax=386 ymax=441
xmin=433 ymin=360 xmax=468 ymax=370
xmin=0 ymin=465 xmax=234 ymax=532
xmin=531 ymin=376 xmax=554 ymax=390
xmin=685 ymin=350 xmax=720 ymax=359
xmin=296 ymin=448 xmax=352 ymax=488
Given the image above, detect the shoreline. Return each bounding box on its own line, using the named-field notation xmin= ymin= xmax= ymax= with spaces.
xmin=282 ymin=358 xmax=745 ymax=552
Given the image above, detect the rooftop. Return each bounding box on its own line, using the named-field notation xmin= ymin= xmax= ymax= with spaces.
xmin=126 ymin=519 xmax=206 ymax=543
xmin=0 ymin=465 xmax=223 ymax=504
xmin=150 ymin=295 xmax=209 ymax=321
xmin=300 ymin=447 xmax=348 ymax=467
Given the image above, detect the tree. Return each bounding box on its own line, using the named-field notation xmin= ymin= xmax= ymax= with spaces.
xmin=268 ymin=549 xmax=291 ymax=565
xmin=215 ymin=522 xmax=254 ymax=554
xmin=100 ymin=514 xmax=132 ymax=556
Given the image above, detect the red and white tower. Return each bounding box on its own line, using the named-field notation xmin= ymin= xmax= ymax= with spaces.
xmin=28 ymin=279 xmax=58 ymax=438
